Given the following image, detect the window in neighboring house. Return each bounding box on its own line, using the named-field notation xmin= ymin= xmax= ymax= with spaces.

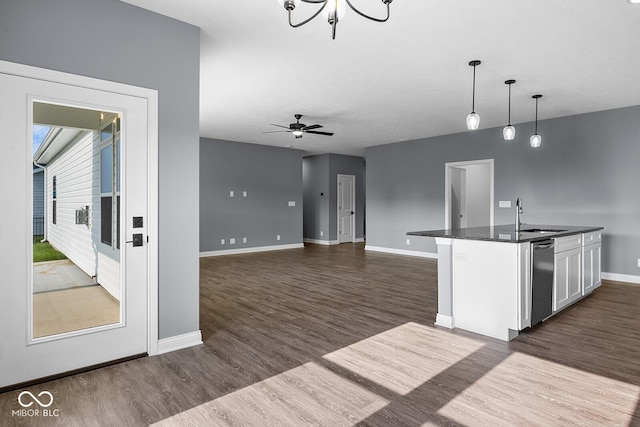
xmin=100 ymin=126 xmax=120 ymax=248
xmin=52 ymin=176 xmax=57 ymax=225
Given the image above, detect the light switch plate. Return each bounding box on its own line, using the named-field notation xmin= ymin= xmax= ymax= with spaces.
xmin=637 ymin=258 xmax=640 ymax=268
xmin=288 ymin=201 xmax=296 ymax=207
xmin=229 ymin=191 xmax=234 ymax=197
xmin=221 ymin=239 xmax=225 ymax=245
xmin=230 ymin=238 xmax=235 ymax=244
xmin=499 ymin=200 xmax=511 ymax=208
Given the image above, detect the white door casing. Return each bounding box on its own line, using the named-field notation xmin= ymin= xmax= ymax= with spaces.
xmin=444 ymin=159 xmax=494 ymax=229
xmin=0 ymin=61 xmax=158 ymax=388
xmin=337 ymin=174 xmax=356 ymax=243
xmin=450 ymin=167 xmax=467 ymax=229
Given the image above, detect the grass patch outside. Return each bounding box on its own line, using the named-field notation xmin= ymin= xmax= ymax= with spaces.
xmin=33 ymin=236 xmax=67 ymax=263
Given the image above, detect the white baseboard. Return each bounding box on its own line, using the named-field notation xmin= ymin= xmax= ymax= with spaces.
xmin=200 ymin=243 xmax=304 ymax=257
xmin=303 ymin=239 xmax=339 ymax=245
xmin=157 ymin=330 xmax=203 ymax=355
xmin=365 ymin=245 xmax=438 ymax=259
xmin=435 ymin=314 xmax=454 ymax=329
xmin=602 ymin=272 xmax=640 ymax=285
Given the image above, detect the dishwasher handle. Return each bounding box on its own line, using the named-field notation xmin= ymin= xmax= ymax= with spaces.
xmin=533 ymin=241 xmax=555 ymax=250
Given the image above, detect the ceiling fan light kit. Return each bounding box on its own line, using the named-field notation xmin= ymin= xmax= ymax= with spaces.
xmin=263 ymin=114 xmax=335 ymax=139
xmin=277 ymin=0 xmax=394 ymax=40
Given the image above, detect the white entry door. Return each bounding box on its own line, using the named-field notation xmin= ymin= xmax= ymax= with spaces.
xmin=0 ymin=68 xmax=153 ymax=388
xmin=337 ymin=174 xmax=356 ymax=243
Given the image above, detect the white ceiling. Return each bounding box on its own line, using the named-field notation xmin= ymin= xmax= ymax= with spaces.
xmin=122 ymin=0 xmax=640 ymax=156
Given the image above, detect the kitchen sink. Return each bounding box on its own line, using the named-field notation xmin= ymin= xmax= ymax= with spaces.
xmin=521 ymin=228 xmax=567 ymax=234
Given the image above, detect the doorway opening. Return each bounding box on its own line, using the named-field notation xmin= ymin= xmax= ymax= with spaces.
xmin=337 ymin=174 xmax=356 ymax=243
xmin=444 ymin=159 xmax=494 ymax=229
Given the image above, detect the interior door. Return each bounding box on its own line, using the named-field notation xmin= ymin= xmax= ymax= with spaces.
xmin=0 ymin=72 xmax=149 ymax=388
xmin=337 ymin=174 xmax=355 ymax=243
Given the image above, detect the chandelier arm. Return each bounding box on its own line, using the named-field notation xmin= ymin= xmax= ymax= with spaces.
xmin=289 ymin=1 xmax=328 ymax=28
xmin=344 ymin=0 xmax=390 ymax=23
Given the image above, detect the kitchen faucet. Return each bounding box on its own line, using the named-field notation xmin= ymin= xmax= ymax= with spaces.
xmin=515 ymin=198 xmax=523 ymax=232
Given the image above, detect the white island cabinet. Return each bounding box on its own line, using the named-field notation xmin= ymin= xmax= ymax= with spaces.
xmin=582 ymin=231 xmax=602 ymax=294
xmin=553 ymin=235 xmax=582 ymax=312
xmin=408 ymin=224 xmax=604 ymax=342
xmin=452 ymin=239 xmax=531 ymax=341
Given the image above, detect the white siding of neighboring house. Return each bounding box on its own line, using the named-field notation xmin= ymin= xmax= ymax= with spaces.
xmin=45 ymin=131 xmax=120 ymax=300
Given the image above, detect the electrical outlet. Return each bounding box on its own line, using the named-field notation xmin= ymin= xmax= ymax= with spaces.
xmin=320 ymin=231 xmax=324 ymax=237
xmin=288 ymin=201 xmax=296 ymax=207
xmin=637 ymin=258 xmax=640 ymax=268
xmin=243 ymin=237 xmax=247 ymax=244
xmin=499 ymin=200 xmax=511 ymax=208
xmin=221 ymin=239 xmax=225 ymax=245
xmin=243 ymin=191 xmax=247 ymax=197
xmin=277 ymin=235 xmax=281 ymax=241
xmin=406 ymin=238 xmax=411 ymax=246
xmin=230 ymin=238 xmax=236 ymax=245
xmin=229 ymin=190 xmax=234 ymax=197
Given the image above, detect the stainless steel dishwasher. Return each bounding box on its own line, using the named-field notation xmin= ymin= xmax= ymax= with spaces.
xmin=531 ymin=239 xmax=555 ymax=326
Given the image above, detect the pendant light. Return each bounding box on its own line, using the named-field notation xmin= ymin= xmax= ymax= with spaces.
xmin=530 ymin=94 xmax=543 ymax=148
xmin=503 ymin=80 xmax=516 ymax=141
xmin=466 ymin=60 xmax=481 ymax=130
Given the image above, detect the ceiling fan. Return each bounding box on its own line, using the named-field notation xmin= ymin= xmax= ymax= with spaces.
xmin=264 ymin=114 xmax=334 ymax=138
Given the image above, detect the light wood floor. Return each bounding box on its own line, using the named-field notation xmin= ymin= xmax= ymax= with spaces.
xmin=2 ymin=243 xmax=640 ymax=426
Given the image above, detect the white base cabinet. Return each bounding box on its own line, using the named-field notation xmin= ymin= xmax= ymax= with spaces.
xmin=582 ymin=231 xmax=602 ymax=295
xmin=553 ymin=235 xmax=582 ymax=313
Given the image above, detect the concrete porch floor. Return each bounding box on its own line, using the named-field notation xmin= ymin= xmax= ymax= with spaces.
xmin=33 ymin=259 xmax=96 ymax=293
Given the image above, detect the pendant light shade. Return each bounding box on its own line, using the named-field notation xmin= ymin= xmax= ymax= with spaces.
xmin=530 ymin=94 xmax=543 ymax=148
xmin=466 ymin=60 xmax=481 ymax=130
xmin=503 ymin=80 xmax=516 ymax=141
xmin=503 ymin=125 xmax=516 ymax=141
xmin=466 ymin=113 xmax=480 ymax=131
xmin=530 ymin=133 xmax=542 ymax=148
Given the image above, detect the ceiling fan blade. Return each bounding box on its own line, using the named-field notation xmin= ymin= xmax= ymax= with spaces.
xmin=302 ymin=124 xmax=323 ymax=131
xmin=262 ymin=130 xmax=291 ymax=134
xmin=304 ymin=130 xmax=334 ymax=136
xmin=269 ymin=124 xmax=291 ymax=130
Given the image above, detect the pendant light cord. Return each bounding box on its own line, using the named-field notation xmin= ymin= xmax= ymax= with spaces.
xmin=508 ymin=84 xmax=512 ymax=126
xmin=535 ymin=97 xmax=538 ymax=134
xmin=471 ymin=64 xmax=476 ymax=113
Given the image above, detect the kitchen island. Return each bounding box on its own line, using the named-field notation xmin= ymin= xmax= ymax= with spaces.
xmin=408 ymin=224 xmax=603 ymax=341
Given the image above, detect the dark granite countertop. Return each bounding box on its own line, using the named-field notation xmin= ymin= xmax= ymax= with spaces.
xmin=407 ymin=224 xmax=604 ymax=243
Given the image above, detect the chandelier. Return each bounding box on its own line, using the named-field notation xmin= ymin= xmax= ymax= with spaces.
xmin=276 ymin=0 xmax=394 ymax=40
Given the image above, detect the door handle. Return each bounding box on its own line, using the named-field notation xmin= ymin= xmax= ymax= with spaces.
xmin=126 ymin=233 xmax=144 ymax=247
xmin=351 ymin=211 xmax=354 ymax=215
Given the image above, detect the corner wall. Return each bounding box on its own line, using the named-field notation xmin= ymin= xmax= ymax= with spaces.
xmin=200 ymin=138 xmax=304 ymax=253
xmin=366 ymin=105 xmax=640 ymax=276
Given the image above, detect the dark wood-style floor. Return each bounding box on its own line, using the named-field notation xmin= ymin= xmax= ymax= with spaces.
xmin=2 ymin=243 xmax=640 ymax=426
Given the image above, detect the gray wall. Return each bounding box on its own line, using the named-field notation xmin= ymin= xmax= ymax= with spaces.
xmin=200 ymin=138 xmax=304 ymax=252
xmin=366 ymin=105 xmax=640 ymax=276
xmin=1 ymin=0 xmax=201 ymax=339
xmin=303 ymin=154 xmax=366 ymax=242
